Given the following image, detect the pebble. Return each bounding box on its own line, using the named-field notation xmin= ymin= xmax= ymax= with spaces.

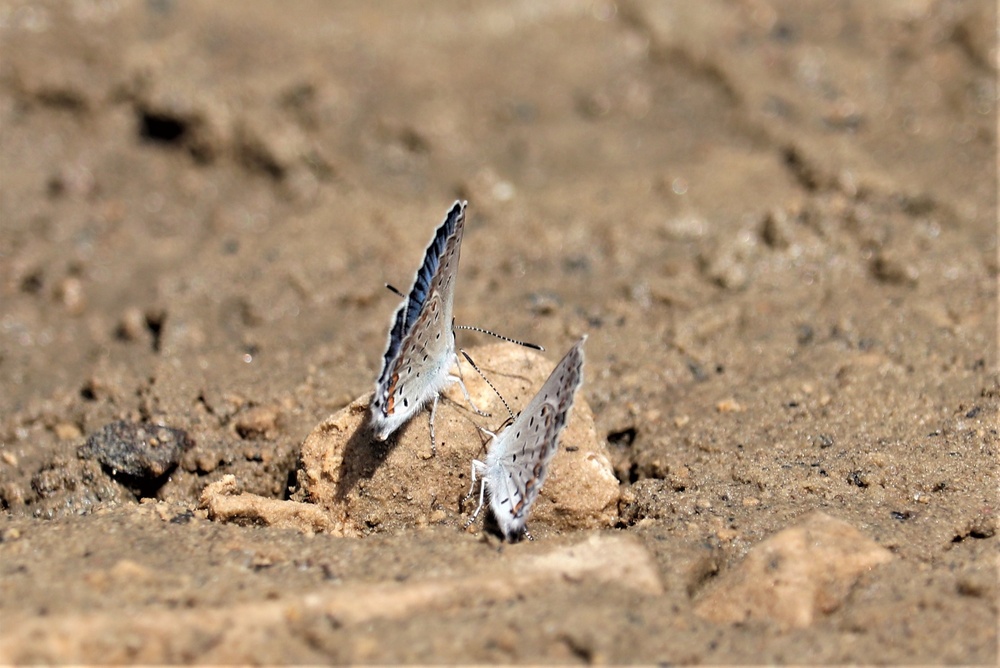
xmin=200 ymin=474 xmax=340 ymax=535
xmin=116 ymin=307 xmax=147 ymax=341
xmin=871 ymin=250 xmax=918 ymax=285
xmin=79 ymin=421 xmax=193 ymax=482
xmin=296 ymin=344 xmax=621 ymax=537
xmin=715 ymin=398 xmax=744 ymax=413
xmin=759 ymin=208 xmax=792 ymax=249
xmin=694 ymin=511 xmax=893 ymax=628
xmin=53 ymin=422 xmax=82 ymax=441
xmin=55 ymin=277 xmax=86 ymax=315
xmin=233 ymin=405 xmax=282 ymax=440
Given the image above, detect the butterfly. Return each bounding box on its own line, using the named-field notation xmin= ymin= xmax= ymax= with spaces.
xmin=369 ymin=200 xmax=477 ymax=448
xmin=465 ymin=335 xmax=586 ymax=541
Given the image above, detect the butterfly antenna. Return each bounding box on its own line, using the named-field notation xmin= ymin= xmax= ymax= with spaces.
xmin=455 ymin=325 xmax=543 ymax=351
xmin=384 ymin=283 xmax=405 ymax=298
xmin=460 ymin=350 xmax=515 ymax=423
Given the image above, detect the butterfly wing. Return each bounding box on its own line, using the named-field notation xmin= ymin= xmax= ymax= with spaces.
xmin=372 ymin=292 xmax=454 ymax=440
xmin=371 ymin=201 xmax=467 ymax=440
xmin=485 ymin=336 xmax=586 ymax=539
xmin=403 ymin=200 xmax=465 ymax=332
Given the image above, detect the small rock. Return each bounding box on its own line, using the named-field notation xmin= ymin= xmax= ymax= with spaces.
xmin=871 ymin=250 xmax=918 ymax=285
xmin=55 ymin=277 xmax=86 ymax=315
xmin=759 ymin=208 xmax=792 ymax=249
xmin=1 ymin=527 xmax=22 ymax=542
xmin=715 ymin=398 xmax=744 ymax=413
xmin=296 ymin=344 xmax=620 ymax=537
xmin=694 ymin=511 xmax=893 ymax=629
xmin=0 ymin=482 xmax=26 ymax=507
xmin=53 ymin=422 xmax=82 ymax=441
xmin=200 ymin=474 xmax=342 ymax=535
xmin=233 ymin=405 xmax=282 ymax=440
xmin=528 ymin=292 xmax=561 ymax=315
xmin=80 ymin=421 xmax=192 ymax=483
xmin=115 ymin=307 xmax=148 ymax=341
xmin=236 ymin=113 xmax=308 ymax=178
xmin=699 ymin=234 xmax=757 ymax=291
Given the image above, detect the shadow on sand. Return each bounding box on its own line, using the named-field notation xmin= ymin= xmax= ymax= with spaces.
xmin=333 ymin=405 xmax=403 ymax=502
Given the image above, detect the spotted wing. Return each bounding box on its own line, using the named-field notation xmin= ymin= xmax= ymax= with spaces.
xmin=374 ymin=291 xmax=454 ymax=438
xmin=487 ymin=336 xmax=586 ymax=539
xmin=371 ymin=201 xmax=467 ymax=439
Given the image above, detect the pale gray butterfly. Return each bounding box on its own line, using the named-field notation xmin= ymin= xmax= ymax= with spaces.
xmin=465 ymin=335 xmax=586 ymax=541
xmin=370 ymin=200 xmax=471 ymax=447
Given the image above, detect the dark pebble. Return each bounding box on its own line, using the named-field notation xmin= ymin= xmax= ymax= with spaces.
xmin=79 ymin=421 xmax=192 ymax=482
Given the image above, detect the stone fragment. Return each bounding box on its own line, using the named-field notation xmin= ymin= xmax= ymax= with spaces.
xmin=0 ymin=534 xmax=659 ymax=663
xmin=79 ymin=421 xmax=192 ymax=483
xmin=233 ymin=405 xmax=282 ymax=440
xmin=200 ymin=475 xmax=342 ymax=535
xmin=54 ymin=277 xmax=86 ymax=315
xmin=296 ymin=344 xmax=620 ymax=537
xmin=115 ymin=307 xmax=147 ymax=342
xmin=53 ymin=422 xmax=82 ymax=441
xmin=871 ymin=249 xmax=918 ymax=285
xmin=695 ymin=511 xmax=893 ymax=629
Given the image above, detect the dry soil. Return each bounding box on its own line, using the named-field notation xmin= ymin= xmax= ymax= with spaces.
xmin=0 ymin=0 xmax=997 ymax=664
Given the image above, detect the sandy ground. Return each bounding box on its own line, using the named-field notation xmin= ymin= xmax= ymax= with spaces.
xmin=0 ymin=0 xmax=997 ymax=663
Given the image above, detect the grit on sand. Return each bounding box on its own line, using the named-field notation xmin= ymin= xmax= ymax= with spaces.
xmin=0 ymin=1 xmax=996 ymax=663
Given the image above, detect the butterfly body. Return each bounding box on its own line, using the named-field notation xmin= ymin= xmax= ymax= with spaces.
xmin=468 ymin=336 xmax=586 ymax=541
xmin=370 ymin=201 xmax=466 ymax=442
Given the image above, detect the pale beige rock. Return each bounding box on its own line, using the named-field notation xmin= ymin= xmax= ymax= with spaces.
xmin=296 ymin=343 xmax=620 ymax=537
xmin=200 ymin=474 xmax=344 ymax=535
xmin=694 ymin=511 xmax=894 ymax=629
xmin=0 ymin=534 xmax=659 ymax=663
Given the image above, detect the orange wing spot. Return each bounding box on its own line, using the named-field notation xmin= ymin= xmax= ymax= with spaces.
xmin=385 ymin=372 xmax=400 ymax=414
xmin=512 ymin=476 xmax=538 ymax=516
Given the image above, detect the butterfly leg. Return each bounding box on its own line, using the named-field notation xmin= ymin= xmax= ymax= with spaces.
xmin=463 ymin=460 xmax=488 ymax=530
xmin=464 ymin=459 xmax=481 ymax=500
xmin=428 ymin=393 xmax=439 ymax=456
